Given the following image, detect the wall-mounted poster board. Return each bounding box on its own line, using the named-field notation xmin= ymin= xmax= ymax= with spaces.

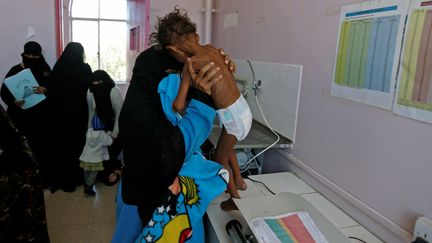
xmin=331 ymin=0 xmax=408 ymax=110
xmin=393 ymin=0 xmax=432 ymax=124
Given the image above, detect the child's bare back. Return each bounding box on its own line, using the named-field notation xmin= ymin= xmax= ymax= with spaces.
xmin=191 ymin=45 xmax=240 ymax=109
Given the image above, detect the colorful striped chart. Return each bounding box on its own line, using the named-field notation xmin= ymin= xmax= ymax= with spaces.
xmin=335 ymin=15 xmax=400 ymax=92
xmin=331 ymin=1 xmax=407 ymax=110
xmin=397 ymin=9 xmax=432 ymax=112
xmin=252 ymin=211 xmax=328 ymax=243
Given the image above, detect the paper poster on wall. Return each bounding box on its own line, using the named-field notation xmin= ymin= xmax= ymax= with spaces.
xmin=331 ymin=0 xmax=408 ymax=110
xmin=393 ymin=0 xmax=432 ymax=124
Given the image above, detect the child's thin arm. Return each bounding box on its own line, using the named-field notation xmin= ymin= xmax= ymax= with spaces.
xmin=173 ymin=59 xmax=192 ymax=113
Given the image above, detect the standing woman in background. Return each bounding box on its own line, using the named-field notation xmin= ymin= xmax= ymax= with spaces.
xmin=50 ymin=42 xmax=92 ymax=192
xmin=0 ymin=41 xmax=53 ymax=188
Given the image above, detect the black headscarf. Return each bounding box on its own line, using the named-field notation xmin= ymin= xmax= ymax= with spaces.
xmin=51 ymin=42 xmax=92 ymax=113
xmin=90 ymin=70 xmax=115 ymax=131
xmin=50 ymin=42 xmax=92 ymax=185
xmin=1 ymin=41 xmax=52 ymax=131
xmin=21 ymin=41 xmax=51 ymax=85
xmin=56 ymin=42 xmax=85 ymax=64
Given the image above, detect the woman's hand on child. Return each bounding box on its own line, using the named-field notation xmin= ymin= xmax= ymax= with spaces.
xmin=187 ymin=58 xmax=222 ymax=95
xmin=218 ymin=48 xmax=236 ymax=73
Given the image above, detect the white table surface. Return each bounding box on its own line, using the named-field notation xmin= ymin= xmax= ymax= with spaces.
xmin=206 ymin=172 xmax=383 ymax=243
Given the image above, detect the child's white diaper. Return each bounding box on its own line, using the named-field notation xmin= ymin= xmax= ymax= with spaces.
xmin=216 ymin=95 xmax=252 ymax=141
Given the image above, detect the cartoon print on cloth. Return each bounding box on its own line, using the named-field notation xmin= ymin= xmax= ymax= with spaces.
xmin=139 ymin=176 xmax=198 ymax=243
xmin=137 ymin=163 xmax=228 ymax=243
xmin=135 ymin=73 xmax=229 ymax=243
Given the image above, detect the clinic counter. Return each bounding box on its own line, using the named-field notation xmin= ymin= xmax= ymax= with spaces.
xmin=205 ymin=172 xmax=383 ymax=243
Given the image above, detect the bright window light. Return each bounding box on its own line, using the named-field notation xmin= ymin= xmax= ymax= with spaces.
xmin=71 ymin=0 xmax=127 ymax=82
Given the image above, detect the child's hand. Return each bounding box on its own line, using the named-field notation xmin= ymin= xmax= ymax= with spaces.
xmin=108 ymin=170 xmax=121 ymax=183
xmin=181 ymin=59 xmax=193 ymax=86
xmin=168 ymin=177 xmax=181 ymax=195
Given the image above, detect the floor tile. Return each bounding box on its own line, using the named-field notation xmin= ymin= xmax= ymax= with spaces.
xmin=45 ymin=184 xmax=118 ymax=243
xmin=48 ymin=225 xmax=91 ymax=243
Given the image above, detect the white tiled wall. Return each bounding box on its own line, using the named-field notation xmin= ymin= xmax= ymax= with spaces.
xmin=234 ymin=59 xmax=302 ymax=142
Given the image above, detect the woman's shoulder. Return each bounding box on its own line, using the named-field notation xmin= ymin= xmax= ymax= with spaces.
xmin=5 ymin=64 xmax=24 ymax=78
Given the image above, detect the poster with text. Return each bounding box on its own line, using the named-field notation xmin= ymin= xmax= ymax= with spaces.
xmin=331 ymin=0 xmax=408 ymax=110
xmin=393 ymin=0 xmax=432 ymax=124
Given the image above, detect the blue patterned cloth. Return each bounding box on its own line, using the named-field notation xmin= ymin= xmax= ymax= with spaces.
xmin=113 ymin=74 xmax=228 ymax=243
xmin=112 ymin=180 xmax=142 ymax=243
xmin=134 ymin=74 xmax=228 ymax=243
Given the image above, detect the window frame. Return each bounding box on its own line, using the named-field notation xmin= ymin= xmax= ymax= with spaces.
xmin=69 ymin=0 xmax=127 ymax=83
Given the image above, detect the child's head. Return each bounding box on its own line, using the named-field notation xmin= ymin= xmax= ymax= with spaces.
xmin=90 ymin=70 xmax=115 ymax=88
xmin=150 ymin=7 xmax=200 ymax=63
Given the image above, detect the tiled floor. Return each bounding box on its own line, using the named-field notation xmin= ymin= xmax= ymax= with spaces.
xmin=44 ymin=184 xmax=117 ymax=243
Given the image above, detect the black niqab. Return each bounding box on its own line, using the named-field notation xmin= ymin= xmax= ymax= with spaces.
xmin=90 ymin=70 xmax=115 ymax=131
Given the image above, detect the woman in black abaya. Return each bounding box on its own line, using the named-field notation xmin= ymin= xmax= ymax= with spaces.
xmin=0 ymin=41 xmax=53 ymax=188
xmin=50 ymin=42 xmax=92 ymax=192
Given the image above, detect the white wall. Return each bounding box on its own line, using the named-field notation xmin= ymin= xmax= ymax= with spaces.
xmin=0 ymin=0 xmax=56 ymax=107
xmin=212 ymin=0 xmax=432 ymax=242
xmin=150 ymin=0 xmax=205 ymax=44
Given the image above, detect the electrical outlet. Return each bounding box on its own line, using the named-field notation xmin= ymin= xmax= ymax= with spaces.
xmin=414 ymin=216 xmax=432 ymax=242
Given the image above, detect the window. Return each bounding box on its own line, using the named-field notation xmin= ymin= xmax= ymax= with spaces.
xmin=70 ymin=0 xmax=127 ymax=82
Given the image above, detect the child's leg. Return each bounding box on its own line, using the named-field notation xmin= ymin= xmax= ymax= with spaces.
xmin=228 ymin=151 xmax=247 ymax=191
xmin=84 ymin=170 xmax=97 ymax=186
xmin=214 ymin=128 xmax=239 ymax=199
xmin=83 ymin=170 xmax=97 ymax=196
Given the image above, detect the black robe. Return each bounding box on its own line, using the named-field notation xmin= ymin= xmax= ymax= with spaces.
xmin=0 ymin=104 xmax=50 ymax=242
xmin=120 ymin=46 xmax=215 ymax=225
xmin=120 ymin=46 xmax=185 ymax=223
xmin=50 ymin=43 xmax=92 ymax=190
xmin=0 ymin=61 xmax=53 ymax=186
